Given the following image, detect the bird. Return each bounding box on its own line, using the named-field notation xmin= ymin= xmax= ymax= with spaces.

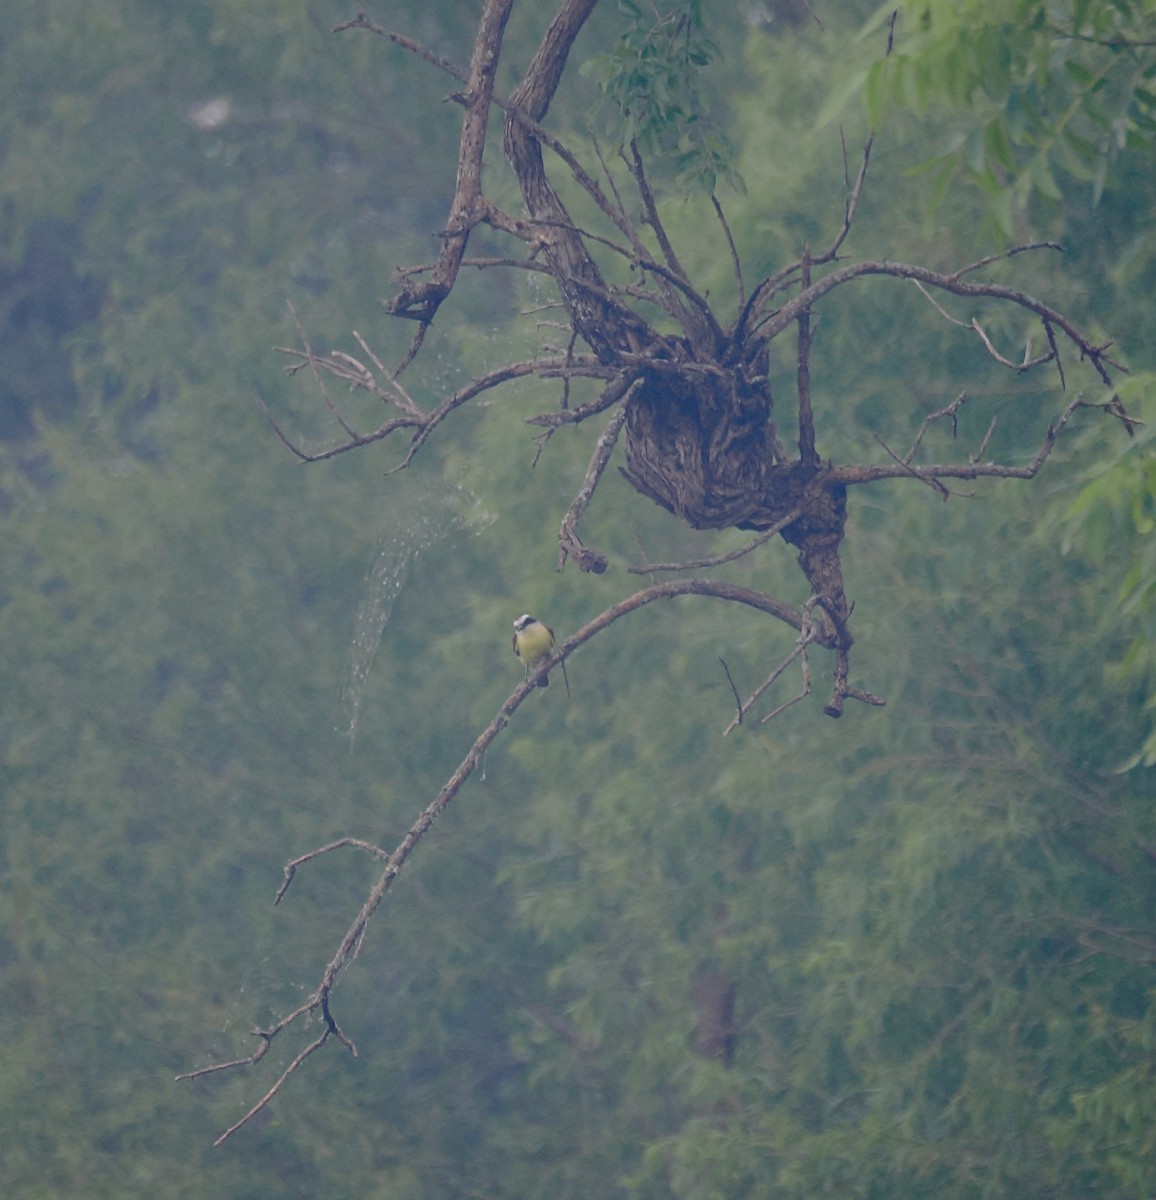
xmin=512 ymin=613 xmax=556 ymax=688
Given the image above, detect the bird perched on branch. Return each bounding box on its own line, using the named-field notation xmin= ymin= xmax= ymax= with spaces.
xmin=512 ymin=613 xmax=556 ymax=687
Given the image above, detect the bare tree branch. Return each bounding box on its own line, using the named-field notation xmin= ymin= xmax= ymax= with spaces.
xmin=948 ymin=241 xmax=1063 ymax=280
xmin=381 ymin=0 xmax=516 ymax=329
xmin=220 ymin=2 xmax=1141 ymax=1141
xmin=832 ymin=391 xmax=1091 ymax=488
xmin=902 ymin=391 xmax=968 ymax=465
xmin=266 ymin=348 xmax=616 ymax=465
xmin=719 ymin=656 xmax=743 ymax=727
xmin=796 ymin=246 xmax=818 ymax=466
xmin=180 ymin=576 xmax=858 ymax=1139
xmin=761 ymin=649 xmax=813 ymax=724
xmin=557 ymin=399 xmax=632 ymax=573
xmin=626 ymin=506 xmax=804 ymax=574
xmin=275 ymin=837 xmax=390 ymax=905
xmin=723 ymin=630 xmax=814 ymax=736
xmin=528 ymin=370 xmax=636 ymax=428
xmin=624 ymin=139 xmax=723 ymax=353
xmin=334 ymin=13 xmax=469 ymax=83
xmin=749 ymin=255 xmax=1122 ymax=388
xmin=712 ymin=193 xmax=745 ymax=307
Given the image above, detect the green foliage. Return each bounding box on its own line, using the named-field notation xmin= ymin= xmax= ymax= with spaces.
xmin=1058 ymin=375 xmax=1156 ymax=766
xmin=1 ymin=2 xmax=1155 ymax=1198
xmin=580 ymin=0 xmax=744 ymax=194
xmin=850 ymin=0 xmax=1156 ymax=235
xmin=487 ymin=472 xmax=1156 ymax=1199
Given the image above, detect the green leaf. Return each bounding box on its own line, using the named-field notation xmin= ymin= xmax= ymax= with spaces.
xmin=990 ymin=185 xmax=1015 ymax=238
xmin=985 ymin=117 xmax=1017 ymax=172
xmin=815 ymin=63 xmax=871 ymax=129
xmin=965 ymin=127 xmax=988 ymax=175
xmin=1064 ymin=59 xmax=1096 ymax=88
xmin=864 ymin=58 xmax=891 ymax=131
xmin=1029 ymin=151 xmax=1064 ymax=199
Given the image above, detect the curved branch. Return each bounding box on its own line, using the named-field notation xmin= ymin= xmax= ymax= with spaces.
xmin=627 ymin=506 xmax=804 ymax=574
xmin=395 ymin=356 xmax=618 ymax=470
xmin=504 ymin=0 xmax=653 ymax=362
xmin=750 ymin=255 xmax=1122 ymax=389
xmin=557 ymin=399 xmax=633 ymax=573
xmin=253 ymin=391 xmax=423 ymax=465
xmin=383 ymin=0 xmax=515 ymax=326
xmin=270 ymin=352 xmax=612 ymax=466
xmin=528 ymin=370 xmax=638 ymax=428
xmin=181 ymin=577 xmax=850 ymax=1142
xmin=831 ymin=391 xmax=1090 ymax=487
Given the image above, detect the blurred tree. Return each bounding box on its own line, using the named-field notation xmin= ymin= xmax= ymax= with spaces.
xmin=834 ymin=0 xmax=1156 ymax=770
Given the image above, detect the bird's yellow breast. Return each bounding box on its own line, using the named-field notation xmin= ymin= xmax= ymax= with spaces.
xmin=514 ymin=622 xmax=554 ymax=666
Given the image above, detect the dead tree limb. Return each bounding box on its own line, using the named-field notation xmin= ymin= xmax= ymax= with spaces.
xmin=383 ymin=0 xmax=516 ymax=330
xmin=180 ymin=579 xmax=825 ymax=1140
xmin=260 ymin=4 xmax=1135 ymax=717
xmin=207 ymin=0 xmax=1141 ymax=1142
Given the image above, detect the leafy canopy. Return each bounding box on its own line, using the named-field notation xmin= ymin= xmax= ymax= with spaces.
xmin=840 ymin=0 xmax=1156 ymax=233
xmin=580 ymin=0 xmax=744 ymax=194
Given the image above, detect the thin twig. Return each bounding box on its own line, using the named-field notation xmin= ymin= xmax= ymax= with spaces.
xmin=712 ymin=194 xmax=744 ymax=307
xmin=719 ymin=656 xmax=743 ymax=726
xmin=834 ymin=392 xmax=1091 ymax=487
xmin=760 ymin=650 xmax=812 ymax=724
xmin=626 ymin=507 xmax=804 ymax=574
xmin=797 ymin=245 xmax=818 ymax=466
xmin=334 ymin=13 xmax=468 ymax=84
xmin=970 ymin=417 xmax=998 ymax=463
xmin=275 ymin=837 xmax=390 ymax=905
xmin=392 ymin=254 xmax=556 ymax=283
xmin=910 ymin=279 xmax=969 ymax=327
xmin=557 ymin=399 xmax=632 ymax=573
xmin=814 ymin=131 xmax=873 ymax=266
xmin=527 ymin=375 xmax=627 ymax=429
xmin=211 ymin=1030 xmax=334 ymax=1146
xmin=947 ymin=241 xmax=1062 ymax=282
xmin=875 ymin=434 xmax=954 ymax=498
xmin=1043 ymin=317 xmax=1066 ymax=389
xmin=904 ymin=391 xmax=968 ymax=463
xmin=287 ymin=301 xmax=358 ymax=440
xmin=970 ymin=318 xmax=1056 ymax=371
xmin=251 ymin=390 xmax=422 ymax=464
xmin=723 ymin=608 xmax=821 ymax=736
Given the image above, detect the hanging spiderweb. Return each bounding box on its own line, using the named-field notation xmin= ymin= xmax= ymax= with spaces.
xmin=342 ymin=481 xmax=484 ymax=744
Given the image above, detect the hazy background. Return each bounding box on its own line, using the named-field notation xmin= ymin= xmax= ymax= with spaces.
xmin=1 ymin=2 xmax=1153 ymax=1196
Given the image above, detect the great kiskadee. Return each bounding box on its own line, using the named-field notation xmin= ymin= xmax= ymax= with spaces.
xmin=512 ymin=613 xmax=556 ymax=687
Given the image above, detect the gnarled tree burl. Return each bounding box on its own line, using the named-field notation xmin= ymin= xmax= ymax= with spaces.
xmin=264 ymin=1 xmax=1131 ymax=717
xmin=185 ymin=2 xmax=1134 ymax=1139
